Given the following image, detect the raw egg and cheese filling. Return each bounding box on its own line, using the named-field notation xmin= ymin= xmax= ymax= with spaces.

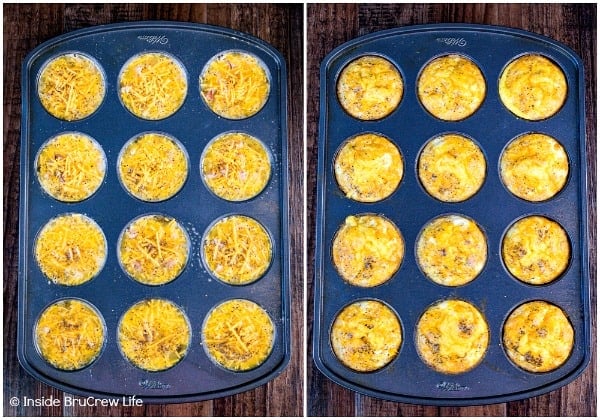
xmin=118 ymin=214 xmax=189 ymax=286
xmin=416 ymin=215 xmax=487 ymax=287
xmin=202 ymin=215 xmax=272 ymax=285
xmin=503 ymin=301 xmax=574 ymax=373
xmin=336 ymin=55 xmax=403 ymax=120
xmin=334 ymin=133 xmax=403 ymax=202
xmin=118 ymin=132 xmax=188 ymax=202
xmin=416 ymin=299 xmax=489 ymax=375
xmin=332 ymin=214 xmax=404 ymax=287
xmin=418 ymin=133 xmax=486 ymax=202
xmin=37 ymin=53 xmax=105 ymax=121
xmin=118 ymin=299 xmax=190 ymax=371
xmin=35 ymin=213 xmax=106 ymax=286
xmin=202 ymin=299 xmax=274 ymax=371
xmin=500 ymin=133 xmax=569 ymax=202
xmin=499 ymin=54 xmax=567 ymax=120
xmin=36 ymin=132 xmax=106 ymax=202
xmin=200 ymin=51 xmax=270 ymax=119
xmin=417 ymin=54 xmax=486 ymax=121
xmin=201 ymin=132 xmax=271 ymax=201
xmin=330 ymin=300 xmax=402 ymax=372
xmin=502 ymin=216 xmax=570 ymax=285
xmin=35 ymin=299 xmax=105 ymax=370
xmin=119 ymin=52 xmax=187 ymax=120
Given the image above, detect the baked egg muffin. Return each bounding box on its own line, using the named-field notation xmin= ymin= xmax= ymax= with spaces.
xmin=35 ymin=213 xmax=106 ymax=286
xmin=118 ymin=132 xmax=188 ymax=202
xmin=200 ymin=51 xmax=270 ymax=119
xmin=201 ymin=132 xmax=271 ymax=201
xmin=332 ymin=214 xmax=404 ymax=287
xmin=417 ymin=54 xmax=486 ymax=121
xmin=36 ymin=132 xmax=106 ymax=202
xmin=499 ymin=54 xmax=567 ymax=120
xmin=202 ymin=215 xmax=272 ymax=285
xmin=35 ymin=299 xmax=105 ymax=370
xmin=37 ymin=53 xmax=105 ymax=121
xmin=500 ymin=133 xmax=569 ymax=202
xmin=202 ymin=299 xmax=274 ymax=371
xmin=330 ymin=300 xmax=402 ymax=372
xmin=416 ymin=299 xmax=489 ymax=374
xmin=336 ymin=55 xmax=403 ymax=120
xmin=418 ymin=133 xmax=486 ymax=202
xmin=502 ymin=216 xmax=570 ymax=285
xmin=118 ymin=299 xmax=190 ymax=371
xmin=416 ymin=215 xmax=487 ymax=287
xmin=334 ymin=133 xmax=403 ymax=202
xmin=118 ymin=214 xmax=189 ymax=286
xmin=503 ymin=300 xmax=574 ymax=373
xmin=119 ymin=52 xmax=187 ymax=120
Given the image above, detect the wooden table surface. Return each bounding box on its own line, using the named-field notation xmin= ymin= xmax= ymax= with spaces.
xmin=3 ymin=4 xmax=303 ymax=416
xmin=306 ymin=3 xmax=596 ymax=417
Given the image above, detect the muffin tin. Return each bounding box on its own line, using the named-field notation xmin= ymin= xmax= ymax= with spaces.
xmin=313 ymin=24 xmax=590 ymax=405
xmin=18 ymin=21 xmax=289 ymax=403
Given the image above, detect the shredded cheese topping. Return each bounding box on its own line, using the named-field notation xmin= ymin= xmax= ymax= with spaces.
xmin=202 ymin=132 xmax=271 ymax=201
xmin=332 ymin=215 xmax=404 ymax=287
xmin=36 ymin=132 xmax=106 ymax=202
xmin=337 ymin=55 xmax=403 ymax=120
xmin=203 ymin=215 xmax=271 ymax=284
xmin=202 ymin=299 xmax=274 ymax=371
xmin=119 ymin=132 xmax=188 ymax=202
xmin=38 ymin=53 xmax=105 ymax=121
xmin=503 ymin=301 xmax=574 ymax=372
xmin=200 ymin=51 xmax=270 ymax=119
xmin=502 ymin=216 xmax=570 ymax=285
xmin=416 ymin=299 xmax=489 ymax=374
xmin=416 ymin=215 xmax=487 ymax=286
xmin=499 ymin=54 xmax=567 ymax=120
xmin=119 ymin=52 xmax=187 ymax=120
xmin=330 ymin=300 xmax=401 ymax=372
xmin=500 ymin=133 xmax=569 ymax=202
xmin=119 ymin=215 xmax=189 ymax=286
xmin=418 ymin=54 xmax=486 ymax=121
xmin=35 ymin=299 xmax=105 ymax=370
xmin=418 ymin=134 xmax=486 ymax=202
xmin=118 ymin=299 xmax=190 ymax=371
xmin=334 ymin=133 xmax=403 ymax=202
xmin=35 ymin=213 xmax=106 ymax=286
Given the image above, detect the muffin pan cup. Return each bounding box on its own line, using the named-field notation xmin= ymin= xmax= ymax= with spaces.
xmin=18 ymin=21 xmax=290 ymax=403
xmin=313 ymin=24 xmax=590 ymax=405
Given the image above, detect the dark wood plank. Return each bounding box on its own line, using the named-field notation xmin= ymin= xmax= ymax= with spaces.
xmin=3 ymin=3 xmax=303 ymax=417
xmin=306 ymin=3 xmax=596 ymax=416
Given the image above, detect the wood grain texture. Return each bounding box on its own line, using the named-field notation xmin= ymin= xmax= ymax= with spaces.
xmin=306 ymin=3 xmax=596 ymax=417
xmin=3 ymin=3 xmax=303 ymax=416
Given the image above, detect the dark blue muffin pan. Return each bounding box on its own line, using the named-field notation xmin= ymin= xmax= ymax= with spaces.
xmin=18 ymin=21 xmax=290 ymax=403
xmin=313 ymin=24 xmax=590 ymax=405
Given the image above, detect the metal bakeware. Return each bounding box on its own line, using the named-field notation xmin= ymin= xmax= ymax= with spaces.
xmin=313 ymin=23 xmax=590 ymax=406
xmin=18 ymin=21 xmax=289 ymax=403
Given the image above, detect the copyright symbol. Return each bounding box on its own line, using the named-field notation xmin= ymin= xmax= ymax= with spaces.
xmin=9 ymin=396 xmax=20 ymax=407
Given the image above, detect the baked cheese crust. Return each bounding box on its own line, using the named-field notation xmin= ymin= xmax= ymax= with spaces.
xmin=202 ymin=299 xmax=274 ymax=371
xmin=503 ymin=300 xmax=574 ymax=372
xmin=337 ymin=55 xmax=403 ymax=120
xmin=330 ymin=300 xmax=401 ymax=372
xmin=332 ymin=214 xmax=403 ymax=287
xmin=35 ymin=299 xmax=105 ymax=370
xmin=416 ymin=299 xmax=489 ymax=374
xmin=499 ymin=54 xmax=567 ymax=120
xmin=418 ymin=133 xmax=486 ymax=202
xmin=416 ymin=215 xmax=487 ymax=286
xmin=334 ymin=133 xmax=403 ymax=202
xmin=500 ymin=133 xmax=569 ymax=202
xmin=418 ymin=54 xmax=486 ymax=121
